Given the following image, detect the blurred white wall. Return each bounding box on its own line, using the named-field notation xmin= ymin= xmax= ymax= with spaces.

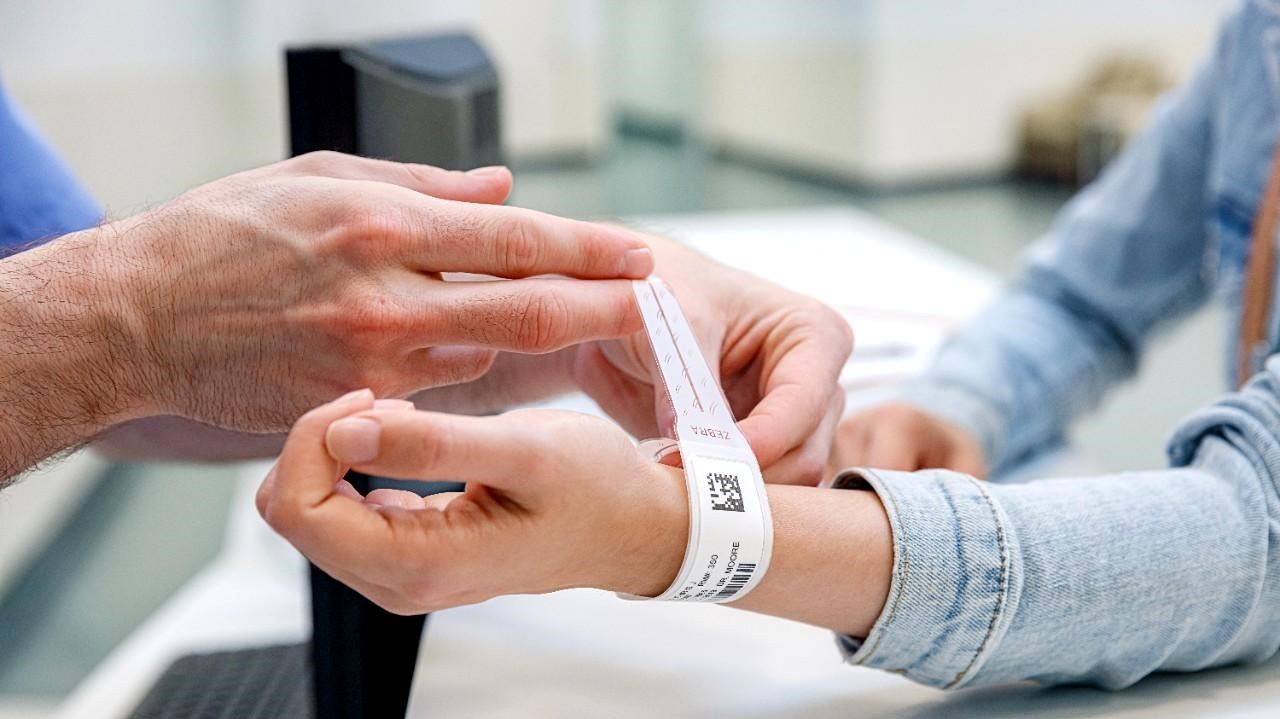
xmin=1 ymin=0 xmax=1242 ymax=211
xmin=0 ymin=0 xmax=609 ymax=215
xmin=608 ymin=0 xmax=701 ymax=129
xmin=695 ymin=0 xmax=1234 ymax=186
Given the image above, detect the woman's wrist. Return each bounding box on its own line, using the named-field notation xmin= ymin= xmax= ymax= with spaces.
xmin=726 ymin=484 xmax=893 ymax=637
xmin=590 ymin=463 xmax=896 ymax=638
xmin=598 ymin=462 xmax=690 ymax=598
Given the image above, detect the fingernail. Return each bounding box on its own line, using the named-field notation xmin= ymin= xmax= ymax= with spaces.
xmin=374 ymin=399 xmax=415 ymax=411
xmin=335 ymin=388 xmax=373 ymax=405
xmin=467 ymin=165 xmax=507 ymax=177
xmin=326 ymin=417 xmax=381 ymax=463
xmin=620 ymin=248 xmax=654 ymax=278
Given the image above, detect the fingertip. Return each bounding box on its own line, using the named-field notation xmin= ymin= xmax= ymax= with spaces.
xmin=373 ymin=398 xmax=416 ymax=411
xmin=329 ymin=388 xmax=374 ymax=411
xmin=326 ymin=416 xmax=383 ymax=464
xmin=620 ymin=248 xmax=654 ymax=279
xmin=335 ymin=479 xmax=364 ymax=501
xmin=308 ymin=388 xmax=373 ymax=417
xmin=464 ymin=165 xmax=513 ymax=204
xmin=366 ymin=488 xmax=429 ymax=510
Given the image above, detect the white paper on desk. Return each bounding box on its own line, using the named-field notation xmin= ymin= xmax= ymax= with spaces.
xmin=839 ymin=315 xmax=948 ymax=390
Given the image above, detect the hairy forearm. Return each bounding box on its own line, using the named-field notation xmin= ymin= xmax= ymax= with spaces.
xmin=0 ymin=227 xmax=151 ymax=484
xmin=727 ymin=484 xmax=892 ymax=637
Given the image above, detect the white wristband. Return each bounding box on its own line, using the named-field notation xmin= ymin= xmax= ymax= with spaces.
xmin=622 ymin=278 xmax=773 ymax=603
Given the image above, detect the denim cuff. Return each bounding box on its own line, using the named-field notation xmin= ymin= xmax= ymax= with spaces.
xmin=896 ymin=380 xmax=1007 ymax=469
xmin=831 ymin=467 xmax=1022 ymax=689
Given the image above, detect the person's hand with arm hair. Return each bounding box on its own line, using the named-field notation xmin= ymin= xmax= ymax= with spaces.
xmin=92 ymin=232 xmax=854 ymax=482
xmin=1 ymin=152 xmax=657 ymax=483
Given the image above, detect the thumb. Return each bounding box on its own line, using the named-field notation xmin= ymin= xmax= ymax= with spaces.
xmin=268 ymin=389 xmax=376 ymax=511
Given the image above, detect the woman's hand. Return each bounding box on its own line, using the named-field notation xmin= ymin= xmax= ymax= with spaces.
xmin=829 ymin=402 xmax=986 ymax=477
xmin=255 ymin=389 xmax=689 ymax=614
xmin=571 ymin=236 xmax=853 ymax=486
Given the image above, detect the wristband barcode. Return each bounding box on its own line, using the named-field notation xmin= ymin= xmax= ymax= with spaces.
xmin=623 ymin=277 xmax=773 ymax=604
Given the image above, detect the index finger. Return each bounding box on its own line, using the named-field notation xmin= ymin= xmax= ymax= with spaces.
xmin=737 ymin=319 xmax=852 ymax=469
xmin=393 ymin=194 xmax=655 ymax=280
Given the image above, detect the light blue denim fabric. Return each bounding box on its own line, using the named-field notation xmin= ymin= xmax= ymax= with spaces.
xmin=834 ymin=0 xmax=1280 ymax=690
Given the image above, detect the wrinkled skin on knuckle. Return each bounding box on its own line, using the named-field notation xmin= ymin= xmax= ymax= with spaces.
xmin=325 ymin=280 xmax=411 ymax=350
xmin=574 ymin=226 xmax=617 ymax=273
xmin=494 ymin=217 xmax=542 ymax=276
xmin=603 ymin=288 xmax=640 ymax=336
xmin=514 ymin=292 xmax=571 ymax=353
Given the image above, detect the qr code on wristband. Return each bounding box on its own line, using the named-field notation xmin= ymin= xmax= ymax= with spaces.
xmin=707 ymin=472 xmax=745 ymax=512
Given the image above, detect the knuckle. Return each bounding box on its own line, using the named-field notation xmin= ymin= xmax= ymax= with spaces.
xmin=515 ymin=292 xmax=571 ymax=353
xmin=416 ymin=421 xmax=447 ymax=471
xmin=573 ymin=225 xmax=615 ymax=272
xmin=331 ymin=205 xmax=411 ymax=257
xmin=605 ymin=287 xmax=640 ymax=335
xmin=332 ymin=286 xmax=406 ymax=343
xmin=495 ymin=218 xmax=542 ymax=276
xmin=292 ymin=149 xmax=346 ymax=174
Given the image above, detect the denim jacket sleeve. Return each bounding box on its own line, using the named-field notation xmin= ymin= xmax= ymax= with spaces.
xmin=897 ymin=37 xmax=1220 ymax=474
xmin=834 ymin=354 xmax=1280 ymax=689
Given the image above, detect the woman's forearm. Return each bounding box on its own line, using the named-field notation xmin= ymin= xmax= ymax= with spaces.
xmin=727 ymin=484 xmax=892 ymax=638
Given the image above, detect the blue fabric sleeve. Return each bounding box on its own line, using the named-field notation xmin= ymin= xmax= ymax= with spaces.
xmin=836 ymin=354 xmax=1280 ymax=690
xmin=0 ymin=78 xmax=101 ymax=256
